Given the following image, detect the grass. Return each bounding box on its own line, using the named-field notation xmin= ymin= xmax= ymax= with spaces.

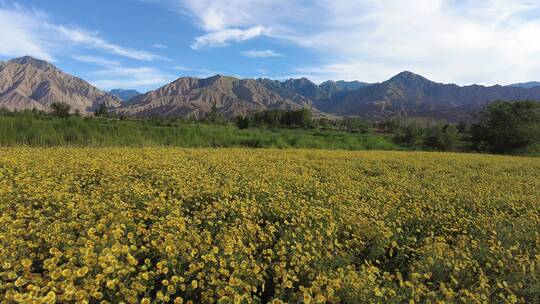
xmin=0 ymin=112 xmax=401 ymax=150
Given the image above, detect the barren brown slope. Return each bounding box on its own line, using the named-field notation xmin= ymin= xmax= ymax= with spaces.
xmin=116 ymin=75 xmax=317 ymax=118
xmin=0 ymin=56 xmax=121 ymax=114
xmin=329 ymin=71 xmax=540 ymax=121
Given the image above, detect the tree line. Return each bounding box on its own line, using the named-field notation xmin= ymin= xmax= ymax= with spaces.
xmin=378 ymin=101 xmax=540 ymax=153
xmin=15 ymin=100 xmax=540 ymax=155
xmin=234 ymin=101 xmax=539 ymax=154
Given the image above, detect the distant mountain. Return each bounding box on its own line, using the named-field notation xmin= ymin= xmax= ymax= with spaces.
xmin=257 ymin=77 xmax=333 ymax=111
xmin=280 ymin=78 xmax=329 ymax=102
xmin=255 ymin=78 xmax=316 ymax=107
xmin=109 ymin=89 xmax=142 ymax=101
xmin=319 ymin=80 xmax=371 ymax=95
xmin=0 ymin=56 xmax=121 ymax=113
xmin=2 ymin=56 xmax=540 ymax=121
xmin=115 ymin=75 xmax=317 ymax=118
xmin=507 ymin=82 xmax=540 ymax=89
xmin=329 ymin=71 xmax=540 ymax=121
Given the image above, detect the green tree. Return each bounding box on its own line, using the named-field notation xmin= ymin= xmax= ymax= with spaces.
xmin=207 ymin=102 xmax=220 ymax=124
xmin=394 ymin=123 xmax=421 ymax=145
xmin=471 ymin=101 xmax=540 ymax=153
xmin=424 ymin=124 xmax=459 ymax=151
xmin=94 ymin=102 xmax=108 ymax=117
xmin=235 ymin=116 xmax=251 ymax=129
xmin=50 ymin=102 xmax=71 ymax=118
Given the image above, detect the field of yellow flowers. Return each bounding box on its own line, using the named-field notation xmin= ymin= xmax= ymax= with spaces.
xmin=0 ymin=148 xmax=539 ymax=303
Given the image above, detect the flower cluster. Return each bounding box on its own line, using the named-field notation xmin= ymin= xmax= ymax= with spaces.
xmin=0 ymin=148 xmax=538 ymax=303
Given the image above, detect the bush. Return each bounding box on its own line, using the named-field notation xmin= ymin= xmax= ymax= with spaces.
xmin=94 ymin=102 xmax=108 ymax=117
xmin=235 ymin=116 xmax=251 ymax=129
xmin=471 ymin=101 xmax=540 ymax=153
xmin=50 ymin=102 xmax=71 ymax=118
xmin=250 ymin=109 xmax=314 ymax=129
xmin=424 ymin=125 xmax=459 ymax=151
xmin=394 ymin=124 xmax=422 ymax=145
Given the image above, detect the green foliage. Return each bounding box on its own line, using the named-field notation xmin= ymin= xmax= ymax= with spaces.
xmin=94 ymin=102 xmax=108 ymax=117
xmin=471 ymin=101 xmax=540 ymax=153
xmin=340 ymin=117 xmax=370 ymax=133
xmin=380 ymin=117 xmax=468 ymax=151
xmin=50 ymin=102 xmax=71 ymax=118
xmin=241 ymin=109 xmax=370 ymax=134
xmin=394 ymin=124 xmax=423 ymax=145
xmin=248 ymin=109 xmax=314 ymax=129
xmin=0 ymin=111 xmax=400 ymax=150
xmin=206 ymin=102 xmax=220 ymax=124
xmin=424 ymin=125 xmax=459 ymax=151
xmin=235 ymin=116 xmax=251 ymax=129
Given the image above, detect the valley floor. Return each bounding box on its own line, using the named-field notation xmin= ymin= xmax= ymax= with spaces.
xmin=0 ymin=148 xmax=539 ymax=303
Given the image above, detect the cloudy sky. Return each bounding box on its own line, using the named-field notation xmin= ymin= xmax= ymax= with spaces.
xmin=1 ymin=0 xmax=540 ymax=91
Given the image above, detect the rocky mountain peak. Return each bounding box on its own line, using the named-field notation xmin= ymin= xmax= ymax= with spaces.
xmin=386 ymin=71 xmax=433 ymax=87
xmin=0 ymin=55 xmax=120 ymax=113
xmin=8 ymin=56 xmax=56 ymax=71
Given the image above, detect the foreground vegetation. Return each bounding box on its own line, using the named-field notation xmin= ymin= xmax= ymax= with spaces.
xmin=0 ymin=111 xmax=399 ymax=150
xmin=0 ymin=148 xmax=538 ymax=303
xmin=10 ymin=99 xmax=538 ymax=155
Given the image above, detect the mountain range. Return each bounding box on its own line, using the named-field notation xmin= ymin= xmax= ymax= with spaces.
xmin=0 ymin=56 xmax=120 ymax=114
xmin=115 ymin=75 xmax=317 ymax=118
xmin=109 ymin=89 xmax=141 ymax=101
xmin=507 ymin=82 xmax=540 ymax=89
xmin=1 ymin=56 xmax=540 ymax=121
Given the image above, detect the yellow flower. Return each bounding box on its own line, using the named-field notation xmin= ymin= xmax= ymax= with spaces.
xmin=75 ymin=290 xmax=88 ymax=300
xmin=76 ymin=266 xmax=89 ymax=277
xmin=65 ymin=285 xmax=76 ymax=295
xmin=127 ymin=254 xmax=138 ymax=266
xmin=174 ymin=297 xmax=184 ymax=304
xmin=21 ymin=259 xmax=32 ymax=268
xmin=43 ymin=291 xmax=56 ymax=304
xmin=315 ymin=294 xmax=326 ymax=303
xmin=92 ymin=292 xmax=104 ymax=300
xmin=303 ymin=292 xmax=313 ymax=303
xmin=0 ymin=148 xmax=537 ymax=304
xmin=106 ymin=279 xmax=117 ymax=290
xmin=61 ymin=268 xmax=72 ymax=277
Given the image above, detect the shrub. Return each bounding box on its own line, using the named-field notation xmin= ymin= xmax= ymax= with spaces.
xmin=471 ymin=101 xmax=540 ymax=153
xmin=50 ymin=102 xmax=71 ymax=118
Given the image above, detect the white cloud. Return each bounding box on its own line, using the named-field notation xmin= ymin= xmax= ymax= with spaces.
xmin=155 ymin=0 xmax=540 ymax=85
xmin=54 ymin=26 xmax=164 ymax=61
xmin=89 ymin=66 xmax=176 ymax=90
xmin=0 ymin=3 xmax=163 ymax=62
xmin=0 ymin=4 xmax=54 ymax=61
xmin=153 ymin=43 xmax=168 ymax=49
xmin=240 ymin=49 xmax=282 ymax=58
xmin=191 ymin=25 xmax=270 ymax=49
xmin=72 ymin=55 xmax=120 ymax=66
xmin=173 ymin=65 xmax=220 ymax=77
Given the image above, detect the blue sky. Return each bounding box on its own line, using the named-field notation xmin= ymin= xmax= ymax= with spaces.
xmin=1 ymin=0 xmax=540 ymax=92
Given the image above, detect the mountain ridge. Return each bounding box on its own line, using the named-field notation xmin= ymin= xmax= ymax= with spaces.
xmin=109 ymin=89 xmax=142 ymax=101
xmin=1 ymin=56 xmax=540 ymax=121
xmin=328 ymin=71 xmax=540 ymax=121
xmin=507 ymin=81 xmax=540 ymax=89
xmin=114 ymin=75 xmax=317 ymax=118
xmin=0 ymin=56 xmax=121 ymax=114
